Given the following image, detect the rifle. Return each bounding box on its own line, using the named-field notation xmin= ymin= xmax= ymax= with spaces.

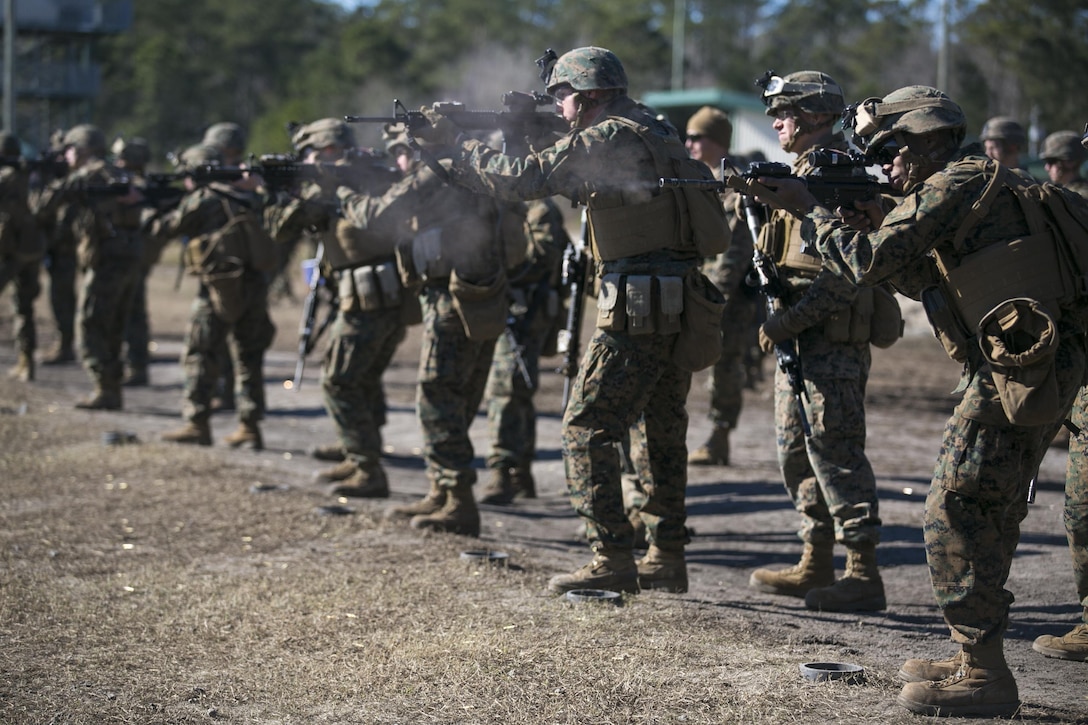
xmin=661 ymin=149 xmax=895 ymax=218
xmin=345 ymin=92 xmax=569 ymax=148
xmin=740 ymin=192 xmax=812 ymax=438
xmin=556 ymin=209 xmax=589 ymax=411
xmin=293 ymin=242 xmax=335 ymax=390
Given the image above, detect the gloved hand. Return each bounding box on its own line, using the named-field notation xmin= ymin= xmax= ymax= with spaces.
xmin=759 ymin=308 xmax=806 ymax=355
xmin=413 ymin=105 xmax=462 ymax=147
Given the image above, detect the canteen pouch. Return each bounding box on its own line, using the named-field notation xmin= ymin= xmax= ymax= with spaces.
xmin=870 ymin=285 xmax=905 ymax=349
xmin=823 ymin=287 xmax=874 ymax=344
xmin=625 ymin=275 xmax=654 ymax=335
xmin=596 ymin=273 xmax=626 ymax=331
xmin=671 ymin=272 xmax=726 ymax=372
xmin=449 ymin=268 xmax=508 ymax=341
xmin=351 ymin=265 xmax=384 ymax=311
xmin=656 ymin=276 xmax=684 ymax=336
xmin=978 ymin=297 xmax=1062 ymax=426
xmin=921 ymin=285 xmax=971 ymax=363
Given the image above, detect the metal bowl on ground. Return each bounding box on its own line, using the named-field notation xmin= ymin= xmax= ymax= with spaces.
xmin=799 ymin=661 xmax=865 ymax=684
xmin=564 ymin=588 xmax=623 ymax=605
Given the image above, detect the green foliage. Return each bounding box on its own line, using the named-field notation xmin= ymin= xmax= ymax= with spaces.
xmin=86 ymin=0 xmax=1087 ymax=161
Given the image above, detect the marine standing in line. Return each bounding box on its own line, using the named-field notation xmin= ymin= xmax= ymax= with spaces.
xmin=767 ymin=85 xmax=1088 ymax=717
xmin=745 ymin=71 xmax=888 ymax=613
xmin=415 ymin=46 xmax=729 ymax=594
xmin=33 ymin=125 xmax=145 ymax=410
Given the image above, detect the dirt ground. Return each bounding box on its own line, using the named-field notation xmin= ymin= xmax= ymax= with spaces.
xmin=1 ymin=261 xmax=1087 ymax=723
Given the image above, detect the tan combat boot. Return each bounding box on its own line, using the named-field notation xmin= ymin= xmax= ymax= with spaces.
xmin=310 ymin=443 xmax=346 ymax=462
xmin=548 ymin=546 xmax=639 ymax=595
xmin=313 ymin=460 xmax=359 ymax=484
xmin=637 ymin=544 xmax=687 ymax=593
xmin=162 ymin=420 xmax=213 ymax=446
xmin=75 ymin=385 xmax=122 ymax=411
xmin=223 ymin=421 xmax=262 ymax=451
xmin=409 ymin=481 xmax=480 ymax=537
xmin=1032 ymin=623 xmax=1088 ymax=661
xmin=385 ymin=476 xmax=447 ymax=522
xmin=804 ymin=541 xmax=886 ymax=612
xmin=898 ymin=650 xmax=965 ymax=682
xmin=688 ymin=424 xmax=730 ymax=466
xmin=478 ymin=467 xmax=518 ymax=505
xmin=328 ymin=464 xmax=390 ymax=499
xmin=896 ymin=639 xmax=1019 ymax=718
xmin=749 ymin=542 xmax=834 ymax=598
xmin=41 ymin=342 xmax=75 ymax=366
xmin=7 ymin=352 xmax=34 ymax=382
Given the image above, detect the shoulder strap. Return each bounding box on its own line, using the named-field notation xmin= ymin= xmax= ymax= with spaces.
xmin=951 ymin=158 xmax=1009 ymax=251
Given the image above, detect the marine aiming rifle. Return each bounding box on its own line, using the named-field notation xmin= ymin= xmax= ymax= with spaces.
xmin=344 ymin=92 xmax=569 ymax=150
xmin=556 ymin=209 xmax=589 ymax=411
xmin=660 ymin=148 xmax=895 ymax=218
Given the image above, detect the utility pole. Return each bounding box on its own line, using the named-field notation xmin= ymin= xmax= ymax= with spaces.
xmin=936 ymin=0 xmax=949 ymax=92
xmin=671 ymin=0 xmax=686 ymax=91
xmin=3 ymin=0 xmax=13 ymax=133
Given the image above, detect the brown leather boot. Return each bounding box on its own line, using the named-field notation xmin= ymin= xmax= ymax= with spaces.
xmin=688 ymin=424 xmax=730 ymax=466
xmin=328 ymin=464 xmax=390 ymax=498
xmin=75 ymin=386 xmax=122 ymax=411
xmin=637 ymin=545 xmax=687 ymax=593
xmin=385 ymin=477 xmax=446 ymax=522
xmin=41 ymin=342 xmax=75 ymax=366
xmin=1032 ymin=623 xmax=1088 ymax=661
xmin=898 ymin=651 xmax=965 ymax=682
xmin=896 ymin=639 xmax=1019 ymax=717
xmin=7 ymin=352 xmax=34 ymax=382
xmin=162 ymin=420 xmax=212 ymax=446
xmin=223 ymin=421 xmax=262 ymax=451
xmin=313 ymin=460 xmax=358 ymax=484
xmin=548 ymin=546 xmax=639 ymax=595
xmin=310 ymin=443 xmax=346 ymax=462
xmin=804 ymin=541 xmax=886 ymax=612
xmin=410 ymin=481 xmax=480 ymax=537
xmin=749 ymin=542 xmax=834 ymax=598
xmin=479 ymin=467 xmax=518 ymax=505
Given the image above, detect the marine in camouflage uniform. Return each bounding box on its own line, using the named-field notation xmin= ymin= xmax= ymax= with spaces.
xmin=338 ymin=130 xmax=510 ymax=539
xmin=149 ymin=144 xmax=276 ymax=449
xmin=979 ymin=115 xmax=1026 ymax=169
xmin=479 ymin=196 xmax=568 ymax=505
xmin=112 ymin=136 xmax=155 ymax=387
xmin=271 ymin=118 xmax=405 ymax=497
xmin=772 ymin=86 xmax=1088 ymax=716
xmin=0 ymin=133 xmax=44 ymax=382
xmin=35 ymin=130 xmax=79 ymax=365
xmin=1033 ymin=129 xmax=1088 ymax=663
xmin=34 ymin=125 xmax=144 ymax=409
xmin=683 ymin=106 xmax=757 ymax=467
xmin=417 ymin=46 xmax=728 ymax=594
xmin=744 ymin=72 xmax=885 ymax=614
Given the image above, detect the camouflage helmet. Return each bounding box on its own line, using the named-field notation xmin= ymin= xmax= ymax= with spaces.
xmin=382 ymin=122 xmax=411 ymax=153
xmin=686 ymin=106 xmax=733 ymax=150
xmin=853 ymin=85 xmax=966 ymax=151
xmin=202 ymin=122 xmax=247 ymax=152
xmin=545 ymin=46 xmax=628 ymax=94
xmin=759 ymin=70 xmax=845 ymax=117
xmin=111 ymin=136 xmax=151 ymax=167
xmin=176 ymin=143 xmax=223 ymax=171
xmin=980 ymin=116 xmax=1026 ymax=146
xmin=62 ymin=124 xmax=108 ymax=155
xmin=1040 ymin=130 xmax=1087 ymax=165
xmin=0 ymin=131 xmax=20 ymax=158
xmin=291 ymin=118 xmax=355 ymax=153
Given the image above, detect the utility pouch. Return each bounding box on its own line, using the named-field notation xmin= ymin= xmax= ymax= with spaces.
xmin=921 ymin=285 xmax=972 ymax=363
xmin=374 ymin=261 xmax=402 ymax=308
xmin=449 ymin=268 xmax=508 ymax=341
xmin=656 ymin=276 xmax=684 ymax=336
xmin=870 ymin=285 xmax=904 ymax=348
xmin=625 ymin=275 xmax=655 ymax=335
xmin=205 ymin=261 xmax=247 ymax=324
xmin=352 ymin=265 xmax=384 ymax=311
xmin=978 ymin=297 xmax=1062 ymax=426
xmin=596 ymin=273 xmax=627 ymax=331
xmin=672 ymin=272 xmax=726 ymax=372
xmin=824 ymin=288 xmax=874 ymax=344
xmin=338 ymin=270 xmax=360 ymax=313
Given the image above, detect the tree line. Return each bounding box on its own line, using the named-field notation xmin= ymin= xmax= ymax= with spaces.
xmin=90 ymin=0 xmax=1088 ymax=164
